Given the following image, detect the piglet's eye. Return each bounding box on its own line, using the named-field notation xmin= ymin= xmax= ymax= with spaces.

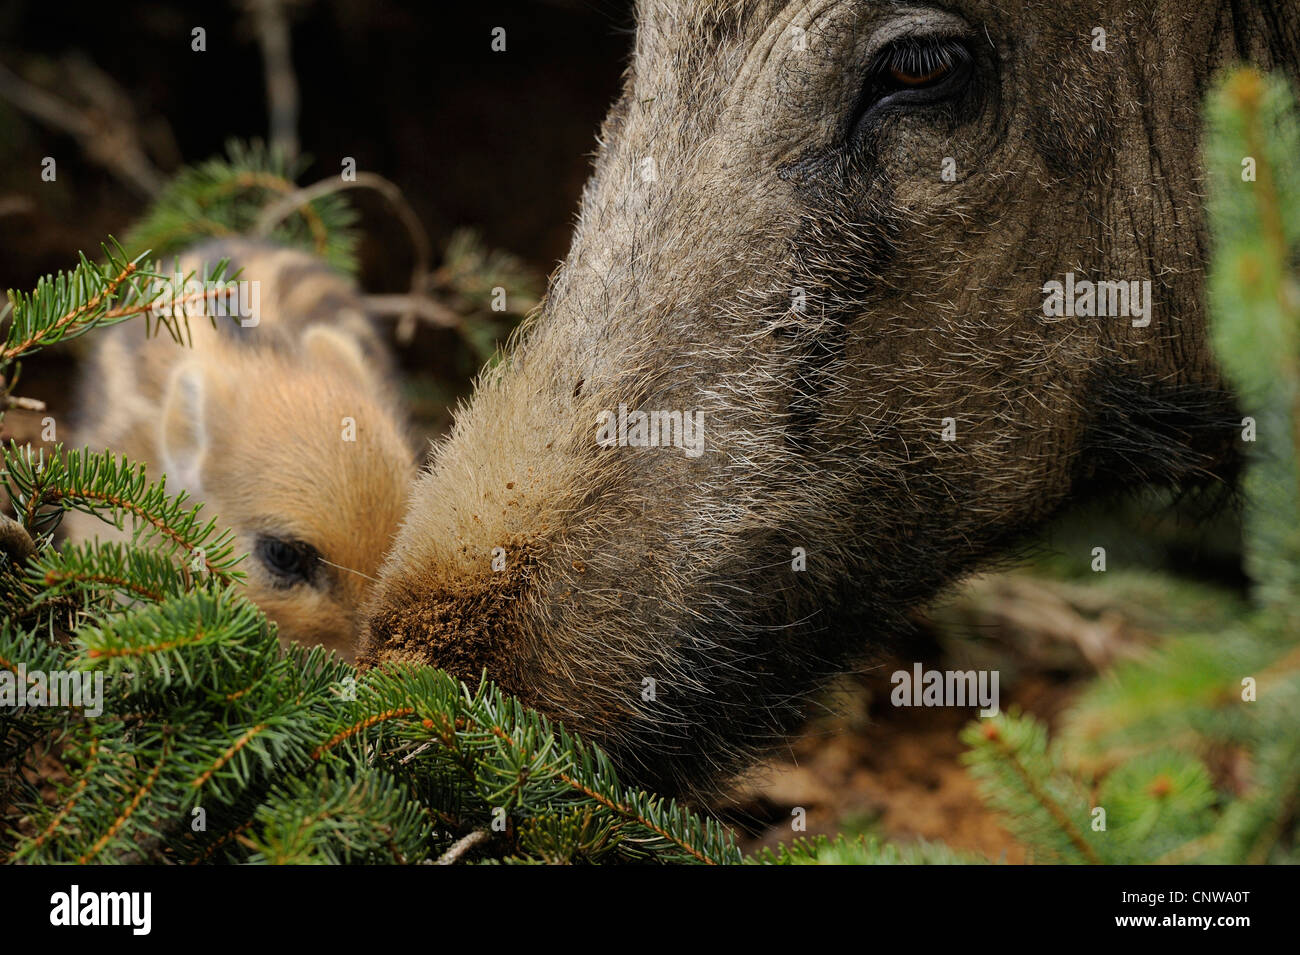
xmin=254 ymin=535 xmax=321 ymax=587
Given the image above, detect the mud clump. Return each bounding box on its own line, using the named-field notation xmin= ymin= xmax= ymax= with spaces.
xmin=359 ymin=546 xmax=539 ymax=705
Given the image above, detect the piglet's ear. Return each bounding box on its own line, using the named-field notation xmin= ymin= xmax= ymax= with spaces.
xmin=159 ymin=362 xmax=209 ymax=497
xmin=302 ymin=325 xmax=371 ymax=385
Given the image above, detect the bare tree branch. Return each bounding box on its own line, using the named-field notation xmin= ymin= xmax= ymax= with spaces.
xmin=243 ymin=0 xmax=302 ymax=162
xmin=362 ymin=294 xmax=461 ymax=330
xmin=0 ymin=58 xmax=164 ymax=198
xmin=432 ymin=829 xmax=489 ymax=865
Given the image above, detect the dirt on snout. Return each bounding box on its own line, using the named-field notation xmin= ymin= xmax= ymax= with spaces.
xmin=358 ymin=541 xmax=544 ymax=705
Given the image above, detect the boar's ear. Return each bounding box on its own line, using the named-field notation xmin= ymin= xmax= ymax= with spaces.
xmin=159 ymin=362 xmax=210 ymax=497
xmin=301 ymin=325 xmax=371 ymax=386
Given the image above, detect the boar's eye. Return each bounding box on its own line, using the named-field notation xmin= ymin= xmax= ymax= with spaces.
xmin=254 ymin=535 xmax=322 ymax=587
xmin=851 ymin=36 xmax=975 ymax=132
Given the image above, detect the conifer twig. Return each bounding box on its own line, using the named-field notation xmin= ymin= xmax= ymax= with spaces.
xmin=433 ymin=829 xmax=489 ymax=865
xmin=984 ymin=725 xmax=1101 ymax=864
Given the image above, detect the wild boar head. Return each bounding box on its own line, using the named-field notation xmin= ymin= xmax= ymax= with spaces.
xmin=363 ymin=0 xmax=1297 ymax=794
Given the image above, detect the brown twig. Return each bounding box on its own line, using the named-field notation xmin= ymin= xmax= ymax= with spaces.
xmin=361 ymin=293 xmax=461 ymax=330
xmin=253 ymin=172 xmax=432 ymax=337
xmin=0 ymin=58 xmax=165 ymax=198
xmin=433 ymin=829 xmax=489 ymax=865
xmin=3 ymin=395 xmax=46 ymax=412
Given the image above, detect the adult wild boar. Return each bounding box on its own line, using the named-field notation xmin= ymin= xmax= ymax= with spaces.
xmin=363 ymin=1 xmax=1299 ymax=794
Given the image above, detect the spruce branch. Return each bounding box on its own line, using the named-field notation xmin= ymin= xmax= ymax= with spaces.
xmin=2 ymin=443 xmax=242 ymax=584
xmin=0 ymin=241 xmax=239 ymax=387
xmin=1 ymin=242 xmax=156 ymax=366
xmin=1207 ymin=68 xmax=1300 ymax=612
xmin=326 ymin=667 xmax=742 ymax=864
xmin=125 ymin=140 xmax=359 ymax=274
xmin=243 ymin=767 xmax=432 ymax=865
xmin=961 ymin=712 xmax=1101 ymax=864
xmin=27 ymin=540 xmax=197 ymax=611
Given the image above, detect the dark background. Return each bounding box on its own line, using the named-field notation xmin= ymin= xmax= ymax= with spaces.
xmin=0 ymin=0 xmax=637 ymax=292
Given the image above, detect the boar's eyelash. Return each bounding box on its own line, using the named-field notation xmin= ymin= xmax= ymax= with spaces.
xmin=845 ymin=35 xmax=975 ymax=141
xmin=875 ymin=37 xmax=966 ymax=80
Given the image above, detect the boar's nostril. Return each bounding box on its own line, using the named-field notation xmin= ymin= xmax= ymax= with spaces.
xmin=359 ymin=549 xmax=539 ymax=701
xmin=362 ymin=595 xmax=510 ymax=687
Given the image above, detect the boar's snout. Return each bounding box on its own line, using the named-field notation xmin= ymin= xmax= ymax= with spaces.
xmin=359 ymin=565 xmax=532 ymax=704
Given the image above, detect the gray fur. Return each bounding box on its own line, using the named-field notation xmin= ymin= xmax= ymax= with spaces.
xmin=363 ymin=0 xmax=1299 ymax=795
